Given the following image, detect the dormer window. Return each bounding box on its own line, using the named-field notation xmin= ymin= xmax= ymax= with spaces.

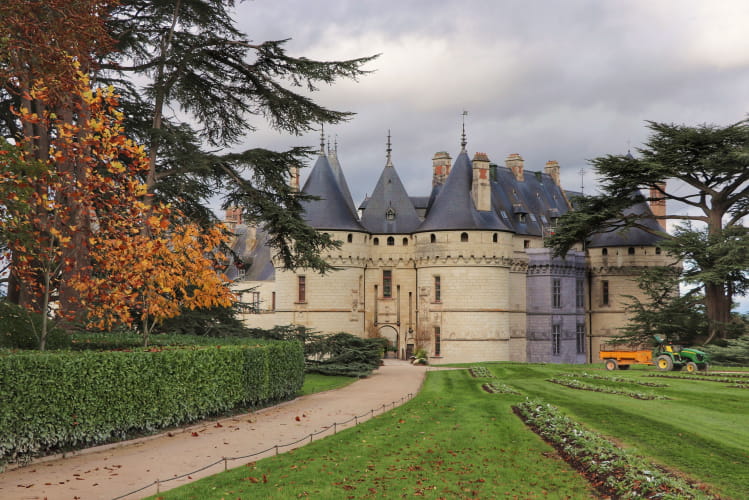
xmin=518 ymin=213 xmax=527 ymax=223
xmin=385 ymin=208 xmax=396 ymax=220
xmin=500 ymin=210 xmax=509 ymax=219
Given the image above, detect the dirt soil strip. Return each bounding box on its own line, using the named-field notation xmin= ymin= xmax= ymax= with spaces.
xmin=0 ymin=360 xmax=433 ymax=500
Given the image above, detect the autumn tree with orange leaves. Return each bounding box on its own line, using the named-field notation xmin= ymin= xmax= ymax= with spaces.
xmin=1 ymin=68 xmax=234 ymax=348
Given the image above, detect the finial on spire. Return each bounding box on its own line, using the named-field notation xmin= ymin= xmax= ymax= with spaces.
xmin=386 ymin=129 xmax=393 ymax=167
xmin=320 ymin=124 xmax=325 ymax=155
xmin=461 ymin=110 xmax=468 ymax=152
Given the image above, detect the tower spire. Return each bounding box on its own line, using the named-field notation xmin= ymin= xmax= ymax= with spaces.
xmin=320 ymin=124 xmax=325 ymax=155
xmin=460 ymin=110 xmax=468 ymax=152
xmin=386 ymin=129 xmax=393 ymax=167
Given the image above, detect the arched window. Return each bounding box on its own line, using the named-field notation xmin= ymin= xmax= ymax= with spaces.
xmin=628 ymin=247 xmax=635 ymax=255
xmin=373 ymin=237 xmax=379 ymax=246
xmin=402 ymin=237 xmax=409 ymax=246
xmin=492 ymin=233 xmax=498 ymax=243
xmin=385 ymin=207 xmax=396 ymax=221
xmin=387 ymin=236 xmax=395 ymax=246
xmin=347 ymin=233 xmax=353 ymax=243
xmin=430 ymin=233 xmax=436 ymax=243
xmin=602 ymin=248 xmax=608 ymax=256
xmin=460 ymin=232 xmax=469 ymax=242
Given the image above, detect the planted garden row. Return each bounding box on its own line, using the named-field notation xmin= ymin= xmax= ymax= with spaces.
xmin=513 ymin=400 xmax=716 ymax=499
xmin=548 ymin=377 xmax=668 ymax=400
xmin=468 ymin=366 xmax=494 ymax=378
xmin=649 ymin=373 xmax=749 ymax=385
xmin=481 ymin=382 xmax=520 ymax=395
xmin=558 ymin=371 xmax=668 ymax=387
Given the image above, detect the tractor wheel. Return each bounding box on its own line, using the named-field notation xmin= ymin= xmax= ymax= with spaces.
xmin=685 ymin=361 xmax=698 ymax=373
xmin=605 ymin=359 xmax=618 ymax=371
xmin=656 ymin=355 xmax=673 ymax=371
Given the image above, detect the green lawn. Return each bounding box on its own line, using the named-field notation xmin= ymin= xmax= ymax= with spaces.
xmin=299 ymin=373 xmax=358 ymax=396
xmin=148 ymin=363 xmax=749 ymax=499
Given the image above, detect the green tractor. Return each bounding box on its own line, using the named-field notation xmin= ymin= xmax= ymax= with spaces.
xmin=653 ymin=335 xmax=710 ymax=373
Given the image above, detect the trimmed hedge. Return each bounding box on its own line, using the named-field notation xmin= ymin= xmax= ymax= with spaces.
xmin=0 ymin=342 xmax=304 ymax=466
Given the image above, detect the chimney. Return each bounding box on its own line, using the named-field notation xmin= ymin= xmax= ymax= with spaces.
xmin=506 ymin=153 xmax=524 ymax=181
xmin=289 ymin=165 xmax=300 ymax=192
xmin=472 ymin=152 xmax=491 ymax=211
xmin=432 ymin=151 xmax=451 ymax=187
xmin=544 ymin=160 xmax=561 ymax=186
xmin=225 ymin=206 xmax=242 ymax=231
xmin=649 ymin=182 xmax=667 ymax=230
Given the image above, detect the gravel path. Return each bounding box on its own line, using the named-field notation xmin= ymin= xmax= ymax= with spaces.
xmin=0 ymin=359 xmax=429 ymax=500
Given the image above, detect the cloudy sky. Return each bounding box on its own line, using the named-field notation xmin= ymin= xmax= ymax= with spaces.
xmin=231 ymin=0 xmax=749 ymax=206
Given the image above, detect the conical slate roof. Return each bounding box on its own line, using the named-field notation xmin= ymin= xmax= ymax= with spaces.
xmin=300 ymin=154 xmax=365 ymax=231
xmin=328 ymin=148 xmax=358 ymax=218
xmin=359 ymin=158 xmax=421 ymax=234
xmin=587 ymin=196 xmax=665 ymax=247
xmin=418 ymin=151 xmax=509 ymax=232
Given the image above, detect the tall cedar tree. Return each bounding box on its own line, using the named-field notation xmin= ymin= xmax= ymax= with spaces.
xmin=547 ymin=119 xmax=749 ymax=344
xmin=98 ymin=0 xmax=377 ymax=272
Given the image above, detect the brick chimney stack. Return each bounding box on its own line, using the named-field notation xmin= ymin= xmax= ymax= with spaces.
xmin=544 ymin=160 xmax=561 ymax=186
xmin=225 ymin=206 xmax=242 ymax=231
xmin=472 ymin=152 xmax=491 ymax=211
xmin=506 ymin=153 xmax=524 ymax=182
xmin=649 ymin=182 xmax=667 ymax=229
xmin=432 ymin=151 xmax=452 ymax=187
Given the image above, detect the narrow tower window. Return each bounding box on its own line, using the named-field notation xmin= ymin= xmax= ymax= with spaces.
xmin=602 ymin=280 xmax=610 ymax=306
xmin=434 ymin=275 xmax=441 ymax=302
xmin=297 ymin=276 xmax=306 ymax=303
xmin=552 ymin=279 xmax=561 ymax=309
xmin=387 ymin=236 xmax=395 ymax=246
xmin=383 ymin=270 xmax=392 ymax=298
xmin=430 ymin=233 xmax=436 ymax=243
xmin=552 ymin=324 xmax=561 ymax=355
xmin=460 ymin=232 xmax=469 ymax=242
xmin=434 ymin=326 xmax=441 ymax=356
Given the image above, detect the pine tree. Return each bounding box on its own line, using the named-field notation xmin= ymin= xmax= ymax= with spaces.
xmin=548 ymin=119 xmax=749 ymax=343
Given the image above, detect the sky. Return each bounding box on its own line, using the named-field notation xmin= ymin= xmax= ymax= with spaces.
xmin=230 ymin=0 xmax=749 ymax=312
xmin=231 ymin=0 xmax=749 ymax=205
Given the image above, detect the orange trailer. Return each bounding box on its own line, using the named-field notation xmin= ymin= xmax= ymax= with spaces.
xmin=598 ymin=348 xmax=653 ymax=371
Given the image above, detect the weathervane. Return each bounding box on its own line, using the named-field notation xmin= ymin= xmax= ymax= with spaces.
xmin=461 ymin=110 xmax=468 ymax=152
xmin=386 ymin=129 xmax=393 ymax=167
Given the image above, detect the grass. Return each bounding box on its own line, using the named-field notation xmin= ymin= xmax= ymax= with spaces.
xmin=147 ymin=363 xmax=749 ymax=499
xmin=299 ymin=373 xmax=358 ymax=396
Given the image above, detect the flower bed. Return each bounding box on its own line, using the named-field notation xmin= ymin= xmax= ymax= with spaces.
xmin=557 ymin=372 xmax=668 ymax=387
xmin=650 ymin=373 xmax=749 ymax=386
xmin=513 ymin=400 xmax=716 ymax=499
xmin=468 ymin=366 xmax=494 ymax=378
xmin=481 ymin=382 xmax=520 ymax=395
xmin=548 ymin=377 xmax=668 ymax=400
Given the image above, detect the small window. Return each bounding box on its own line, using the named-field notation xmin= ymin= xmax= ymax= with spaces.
xmin=387 ymin=236 xmax=395 ymax=246
xmin=460 ymin=232 xmax=468 ymax=242
xmin=271 ymin=291 xmax=276 ymax=311
xmin=373 ymin=237 xmax=379 ymax=246
xmin=434 ymin=275 xmax=441 ymax=302
xmin=655 ymin=247 xmax=662 ymax=255
xmin=602 ymin=248 xmax=608 ymax=256
xmin=518 ymin=213 xmax=527 ymax=223
xmin=552 ymin=324 xmax=561 ymax=355
xmin=576 ymin=279 xmax=584 ymax=308
xmin=552 ymin=279 xmax=561 ymax=309
xmin=402 ymin=237 xmax=409 ymax=246
xmin=430 ymin=233 xmax=436 ymax=243
xmin=529 ymin=214 xmax=537 ymax=222
xmin=434 ymin=326 xmax=441 ymax=356
xmin=576 ymin=324 xmax=586 ymax=354
xmin=347 ymin=233 xmax=353 ymax=243
xmin=383 ymin=270 xmax=392 ymax=298
xmin=385 ymin=207 xmax=396 ymax=221
xmin=297 ymin=276 xmax=306 ymax=303
xmin=493 ymin=233 xmax=498 ymax=243
xmin=540 ymin=215 xmax=548 ymax=224
xmin=500 ymin=210 xmax=509 ymax=219
xmin=249 ymin=291 xmax=261 ymax=312
xmin=628 ymin=247 xmax=635 ymax=255
xmin=602 ymin=280 xmax=610 ymax=306
xmin=524 ymin=240 xmax=530 ymax=249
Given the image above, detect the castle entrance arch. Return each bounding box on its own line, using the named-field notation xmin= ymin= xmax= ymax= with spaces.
xmin=378 ymin=325 xmax=399 ymax=359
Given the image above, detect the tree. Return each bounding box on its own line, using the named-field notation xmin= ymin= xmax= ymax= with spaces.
xmin=99 ymin=0 xmax=377 ymax=271
xmin=548 ymin=119 xmax=749 ymax=343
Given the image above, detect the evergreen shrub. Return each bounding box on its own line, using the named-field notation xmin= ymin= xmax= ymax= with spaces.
xmin=0 ymin=301 xmax=70 ymax=350
xmin=0 ymin=342 xmax=303 ymax=466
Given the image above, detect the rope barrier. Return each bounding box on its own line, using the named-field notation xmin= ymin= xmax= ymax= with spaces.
xmin=112 ymin=392 xmax=414 ymax=500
